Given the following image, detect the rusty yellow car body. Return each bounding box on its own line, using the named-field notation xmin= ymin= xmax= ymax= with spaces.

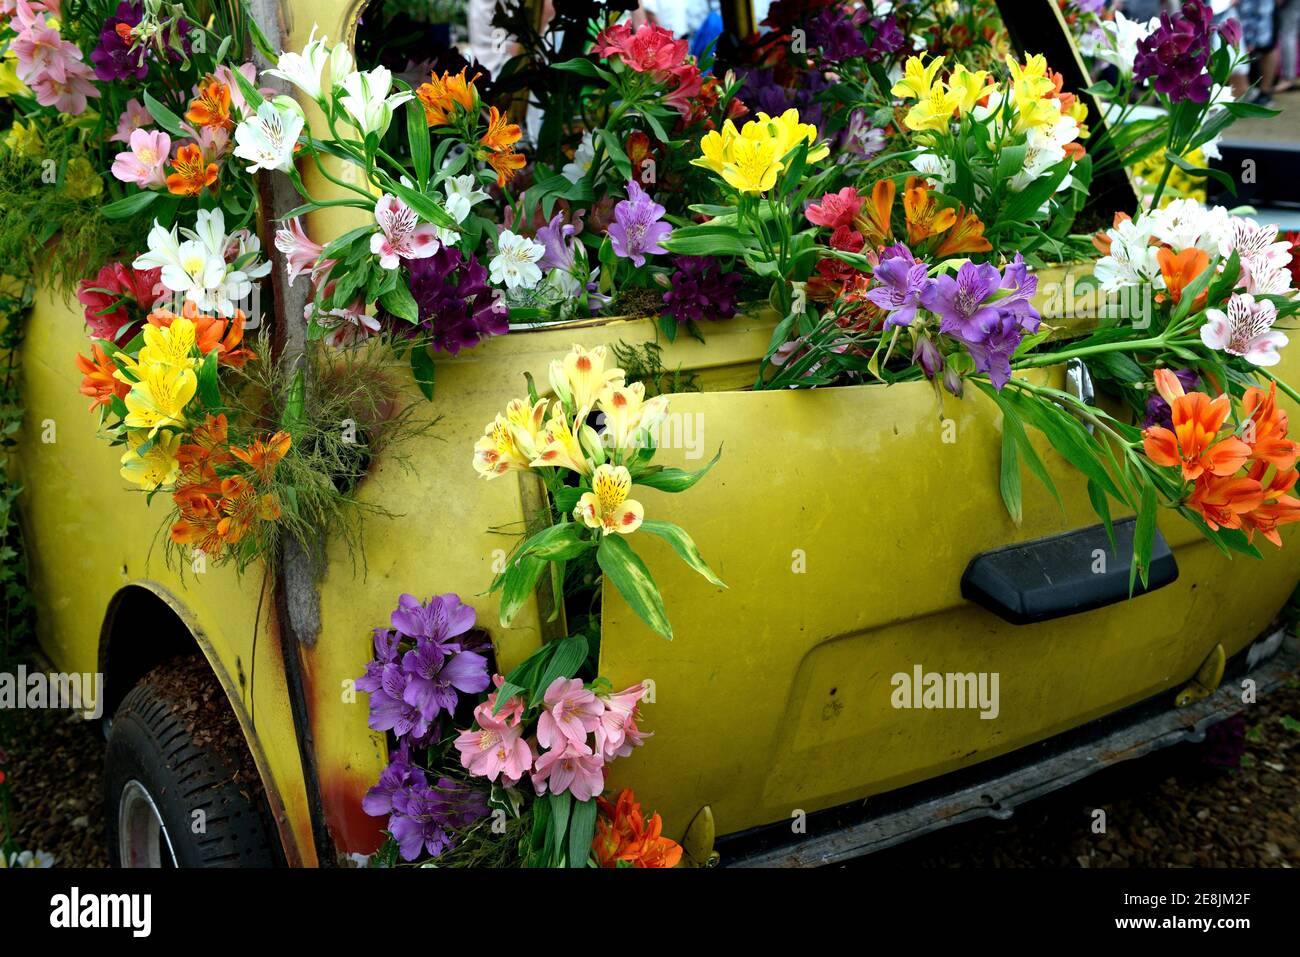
xmin=15 ymin=7 xmax=1300 ymax=866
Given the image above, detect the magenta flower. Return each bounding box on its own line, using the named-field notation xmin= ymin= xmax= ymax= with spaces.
xmin=662 ymin=255 xmax=744 ymax=324
xmin=806 ymin=187 xmax=863 ymax=230
xmin=91 ymin=2 xmax=147 ymax=81
xmin=400 ymin=247 xmax=509 ymax=355
xmin=607 ymin=180 xmax=672 ymax=267
xmin=1133 ymin=0 xmax=1214 ymax=104
xmin=536 ymin=676 xmax=602 ymax=750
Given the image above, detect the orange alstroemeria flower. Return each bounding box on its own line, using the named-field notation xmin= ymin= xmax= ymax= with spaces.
xmin=592 ymin=789 xmax=683 ymax=869
xmin=1156 ymin=246 xmax=1209 ymax=306
xmin=170 ymin=490 xmax=225 ymax=557
xmin=1142 ymin=368 xmax=1252 ymax=481
xmin=1239 ymin=461 xmax=1300 ymax=546
xmin=486 ymin=147 xmax=525 ymax=187
xmin=166 ymin=143 xmax=219 ymax=196
xmin=230 ymin=430 xmax=291 ymax=482
xmin=479 ymin=106 xmax=522 ymax=152
xmin=853 ymin=178 xmax=896 ymax=247
xmin=150 ymin=302 xmax=252 ymax=367
xmin=185 ymin=79 xmax=233 ymax=132
xmin=934 ymin=204 xmax=992 ymax=256
xmin=903 ymin=176 xmax=956 ymax=246
xmin=1188 ymin=473 xmax=1265 ymax=532
xmin=417 ymin=68 xmax=480 ymax=127
xmin=175 ymin=413 xmax=231 ymax=488
xmin=75 ymin=343 xmax=129 ymax=412
xmin=1241 ymin=382 xmax=1300 ymax=470
xmin=1091 ymin=212 xmax=1132 ymax=257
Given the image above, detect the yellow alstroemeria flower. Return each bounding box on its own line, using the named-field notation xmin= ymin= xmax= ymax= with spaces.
xmin=691 ymin=119 xmax=740 ymax=177
xmin=529 ymin=409 xmax=592 ymax=475
xmin=123 ymin=364 xmax=197 ymax=435
xmin=549 ymin=344 xmax=625 ymax=415
xmin=1068 ymin=99 xmax=1091 ymax=139
xmin=597 ymin=382 xmax=670 ymax=452
xmin=721 ymin=134 xmax=783 ymax=193
xmin=503 ymin=396 xmax=549 ymax=461
xmin=744 ymin=109 xmax=829 ymax=164
xmin=574 ymin=463 xmax=643 ymax=536
xmin=948 ymin=65 xmax=991 ymax=114
xmin=891 ymin=56 xmax=946 ymax=102
xmin=904 ymin=81 xmax=964 ymax=132
xmin=1008 ymin=53 xmax=1049 ymax=85
xmin=119 ymin=430 xmax=182 ymax=491
xmin=472 ymin=412 xmax=533 ymax=479
xmin=139 ymin=317 xmax=199 ymax=370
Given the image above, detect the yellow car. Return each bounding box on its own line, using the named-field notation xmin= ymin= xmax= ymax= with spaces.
xmin=13 ymin=6 xmax=1300 ymax=869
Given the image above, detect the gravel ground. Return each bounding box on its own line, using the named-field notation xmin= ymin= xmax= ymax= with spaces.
xmin=2 ymin=665 xmax=1297 ymax=869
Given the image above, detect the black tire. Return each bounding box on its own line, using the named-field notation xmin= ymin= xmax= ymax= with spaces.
xmin=104 ymin=657 xmax=279 ymax=867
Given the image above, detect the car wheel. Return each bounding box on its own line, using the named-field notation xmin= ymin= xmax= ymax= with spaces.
xmin=104 ymin=657 xmax=279 ymax=867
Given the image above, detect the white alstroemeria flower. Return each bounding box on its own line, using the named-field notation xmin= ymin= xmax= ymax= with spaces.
xmin=265 ymin=25 xmax=331 ymax=101
xmin=1089 ymin=12 xmax=1159 ymax=79
xmin=909 ymin=151 xmax=955 ymax=188
xmin=489 ymin=229 xmax=545 ymax=290
xmin=133 ymin=220 xmax=184 ymax=272
xmin=162 ymin=240 xmax=228 ymax=305
xmin=328 ymin=42 xmax=353 ymax=91
xmin=1201 ymin=293 xmax=1288 ymax=366
xmin=339 ymin=66 xmax=412 ymax=137
xmin=1221 ymin=217 xmax=1293 ymax=274
xmin=370 ymin=194 xmax=440 ymax=269
xmin=561 ymin=131 xmax=596 ymax=184
xmin=190 ymin=208 xmax=229 ymax=258
xmin=234 ymin=100 xmax=305 ymax=174
xmin=1094 ymin=216 xmax=1162 ymax=292
xmin=1148 ymin=198 xmax=1233 ymax=255
xmin=443 ymin=173 xmax=490 ymax=223
xmin=1010 ymin=113 xmax=1078 ymax=192
xmin=206 ymin=269 xmax=254 ymax=318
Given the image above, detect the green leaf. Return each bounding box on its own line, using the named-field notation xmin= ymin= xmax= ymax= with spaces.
xmin=196 ymin=349 xmax=221 ymax=410
xmin=532 ymin=634 xmax=588 ymax=698
xmin=567 ymin=798 xmax=598 ymax=868
xmin=552 ymin=58 xmax=614 ymax=82
xmin=1164 ymin=149 xmax=1236 ymax=197
xmin=547 ymin=791 xmax=572 ymax=866
xmin=410 ymin=346 xmax=436 ymax=401
xmin=999 ymin=426 xmax=1023 ymax=525
xmin=638 ymin=519 xmax=725 ymax=587
xmin=518 ymin=521 xmax=595 ymax=562
xmin=597 ymin=535 xmax=673 ymax=640
xmin=1132 ymin=480 xmax=1158 ymax=590
xmin=633 ymin=446 xmax=721 ymax=493
xmin=143 ymin=90 xmax=187 ymax=138
xmin=662 ymin=223 xmax=752 ymax=258
xmin=391 ymin=181 xmax=458 ymax=230
xmin=380 ymin=280 xmax=419 ymax=324
xmin=1087 ymin=478 xmax=1117 ymax=554
xmin=101 ymin=190 xmax=159 ymax=220
xmin=499 ymin=553 xmax=546 ymax=626
xmin=996 ymin=156 xmax=1072 ymax=228
xmin=406 ymin=99 xmax=431 ymax=188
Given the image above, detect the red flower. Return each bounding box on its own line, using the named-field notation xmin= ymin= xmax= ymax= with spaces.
xmin=75 ymin=263 xmax=163 ymax=343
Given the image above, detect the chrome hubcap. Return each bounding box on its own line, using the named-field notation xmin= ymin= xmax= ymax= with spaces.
xmin=117 ymin=779 xmax=178 ymax=868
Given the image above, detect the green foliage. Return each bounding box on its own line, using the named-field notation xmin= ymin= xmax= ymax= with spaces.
xmin=610 ymin=340 xmax=700 ymax=397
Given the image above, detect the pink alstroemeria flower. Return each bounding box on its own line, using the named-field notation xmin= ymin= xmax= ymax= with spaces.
xmin=594 ymin=682 xmax=651 ymax=760
xmin=454 ymin=701 xmax=534 ymax=785
xmin=274 ymin=217 xmax=326 ymax=285
xmin=532 ymin=740 xmax=605 ymax=802
xmin=370 ymin=194 xmax=440 ymax=270
xmin=32 ymin=63 xmax=99 ymax=115
xmin=111 ymin=128 xmax=171 ymax=189
xmin=536 ymin=676 xmax=602 ymax=750
xmin=806 ymin=187 xmax=864 ymax=230
xmin=111 ymin=98 xmax=153 ymax=144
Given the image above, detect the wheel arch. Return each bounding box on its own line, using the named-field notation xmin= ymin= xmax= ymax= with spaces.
xmin=98 ymin=581 xmax=304 ymax=866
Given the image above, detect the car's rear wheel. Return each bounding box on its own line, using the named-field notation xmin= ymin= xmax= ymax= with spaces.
xmin=104 ymin=657 xmax=279 ymax=867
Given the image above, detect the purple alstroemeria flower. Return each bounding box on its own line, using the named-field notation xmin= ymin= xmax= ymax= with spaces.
xmin=997 ymin=253 xmax=1042 ymax=332
xmin=1133 ymin=0 xmax=1214 ymax=104
xmin=866 ymin=249 xmax=929 ymax=329
xmin=92 ymin=2 xmax=148 ymax=81
xmin=866 ymin=15 xmax=906 ymax=63
xmin=401 ymin=638 xmax=490 ymax=722
xmin=914 ymin=333 xmax=944 ymax=380
xmin=662 ymin=256 xmax=744 ymax=324
xmin=922 ymin=261 xmax=1004 ymax=341
xmin=367 ymin=664 xmax=432 ymax=740
xmin=361 ymin=740 xmax=427 ymax=817
xmin=536 ymin=212 xmax=577 ymax=274
xmin=608 ymin=180 xmax=672 ymax=267
xmin=956 ymin=313 xmax=1025 ymax=392
xmin=809 ymin=7 xmax=870 ymax=62
xmin=389 ymin=779 xmax=489 ymax=861
xmin=391 ymin=592 xmax=476 ymax=645
xmin=399 ymin=248 xmax=508 ymax=355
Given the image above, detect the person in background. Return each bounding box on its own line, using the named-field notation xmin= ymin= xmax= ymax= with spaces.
xmin=1272 ymin=0 xmax=1300 ymax=91
xmin=1234 ymin=0 xmax=1278 ymax=105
